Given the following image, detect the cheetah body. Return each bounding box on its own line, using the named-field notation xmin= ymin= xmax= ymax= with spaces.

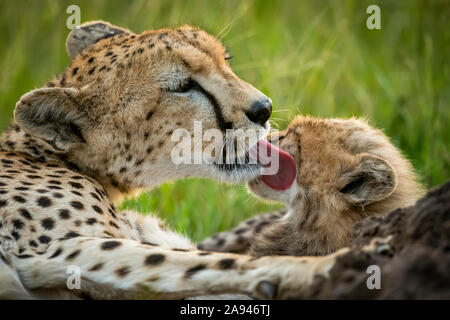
xmin=0 ymin=21 xmax=338 ymax=299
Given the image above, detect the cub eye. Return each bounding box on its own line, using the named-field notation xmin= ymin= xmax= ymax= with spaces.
xmin=170 ymin=78 xmax=199 ymax=93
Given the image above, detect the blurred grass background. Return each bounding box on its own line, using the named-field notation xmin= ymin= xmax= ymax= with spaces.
xmin=0 ymin=0 xmax=448 ymax=241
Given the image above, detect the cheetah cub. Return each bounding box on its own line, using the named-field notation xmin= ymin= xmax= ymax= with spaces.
xmin=199 ymin=116 xmax=424 ymax=256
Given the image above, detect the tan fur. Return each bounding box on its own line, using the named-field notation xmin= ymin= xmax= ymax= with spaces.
xmin=200 ymin=116 xmax=424 ymax=256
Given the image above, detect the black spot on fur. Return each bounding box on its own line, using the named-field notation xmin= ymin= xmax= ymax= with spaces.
xmin=92 ymin=205 xmax=103 ymax=214
xmin=39 ymin=235 xmax=51 ymax=244
xmin=59 ymin=209 xmax=71 ymax=219
xmin=101 ymin=241 xmax=122 ymax=250
xmin=109 ymin=221 xmax=119 ymax=229
xmin=70 ymin=201 xmax=84 ymax=210
xmin=41 ymin=218 xmax=55 ymax=230
xmin=89 ymin=263 xmax=104 ymax=271
xmin=115 ymin=266 xmax=131 ymax=277
xmin=12 ymin=219 xmax=24 ymax=230
xmin=66 ymin=250 xmax=81 ymax=260
xmin=63 ymin=231 xmax=80 ymax=239
xmin=255 ymin=221 xmax=270 ymax=233
xmin=37 ymin=197 xmax=52 ymax=208
xmin=12 ymin=231 xmax=20 ymax=240
xmin=90 ymin=192 xmax=101 ymax=201
xmin=69 ymin=181 xmax=84 ymax=189
xmin=86 ymin=218 xmax=97 ymax=225
xmin=234 ymin=228 xmax=247 ymax=235
xmin=13 ymin=195 xmax=26 ymax=203
xmin=71 ymin=190 xmax=82 ymax=196
xmin=236 ymin=236 xmax=246 ymax=245
xmin=145 ymin=254 xmax=165 ymax=265
xmin=141 ymin=241 xmax=159 ymax=246
xmin=218 ymin=258 xmax=236 ymax=269
xmin=49 ymin=248 xmax=63 ymax=259
xmin=1 ymin=159 xmax=13 ymax=165
xmin=185 ymin=264 xmax=207 ymax=278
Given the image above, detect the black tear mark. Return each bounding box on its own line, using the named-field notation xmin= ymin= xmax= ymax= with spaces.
xmin=189 ymin=80 xmax=233 ymax=132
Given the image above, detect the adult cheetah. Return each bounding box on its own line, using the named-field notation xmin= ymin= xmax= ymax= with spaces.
xmin=0 ymin=21 xmax=332 ymax=299
xmin=199 ymin=116 xmax=423 ymax=256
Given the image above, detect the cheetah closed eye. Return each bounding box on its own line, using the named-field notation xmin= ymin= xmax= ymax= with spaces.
xmin=0 ymin=21 xmax=339 ymax=300
xmin=199 ymin=115 xmax=424 ymax=256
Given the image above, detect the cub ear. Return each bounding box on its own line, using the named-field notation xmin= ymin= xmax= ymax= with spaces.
xmin=340 ymin=154 xmax=398 ymax=206
xmin=66 ymin=20 xmax=133 ymax=60
xmin=14 ymin=87 xmax=94 ymax=152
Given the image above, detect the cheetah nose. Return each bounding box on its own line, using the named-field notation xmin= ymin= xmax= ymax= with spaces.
xmin=246 ymin=98 xmax=272 ymax=126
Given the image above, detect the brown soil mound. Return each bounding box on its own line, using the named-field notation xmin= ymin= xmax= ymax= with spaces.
xmin=299 ymin=180 xmax=450 ymax=299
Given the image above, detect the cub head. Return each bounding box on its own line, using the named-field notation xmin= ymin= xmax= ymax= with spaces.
xmin=248 ymin=116 xmax=423 ymax=251
xmin=13 ymin=21 xmax=272 ymax=199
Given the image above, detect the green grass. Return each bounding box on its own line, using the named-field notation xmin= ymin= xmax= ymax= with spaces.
xmin=0 ymin=0 xmax=448 ymax=241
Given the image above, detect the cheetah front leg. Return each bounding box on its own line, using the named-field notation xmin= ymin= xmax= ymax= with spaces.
xmin=13 ymin=237 xmax=347 ymax=299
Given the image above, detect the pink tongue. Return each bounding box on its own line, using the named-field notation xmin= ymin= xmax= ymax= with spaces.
xmin=250 ymin=139 xmax=297 ymax=190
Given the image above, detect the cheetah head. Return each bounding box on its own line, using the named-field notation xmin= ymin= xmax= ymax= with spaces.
xmin=13 ymin=21 xmax=279 ymax=199
xmin=248 ymin=116 xmax=423 ymax=247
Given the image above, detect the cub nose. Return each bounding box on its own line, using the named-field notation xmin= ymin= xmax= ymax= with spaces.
xmin=246 ymin=98 xmax=272 ymax=126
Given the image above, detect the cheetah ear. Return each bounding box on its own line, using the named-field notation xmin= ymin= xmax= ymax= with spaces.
xmin=14 ymin=86 xmax=94 ymax=152
xmin=66 ymin=20 xmax=133 ymax=60
xmin=340 ymin=154 xmax=398 ymax=206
